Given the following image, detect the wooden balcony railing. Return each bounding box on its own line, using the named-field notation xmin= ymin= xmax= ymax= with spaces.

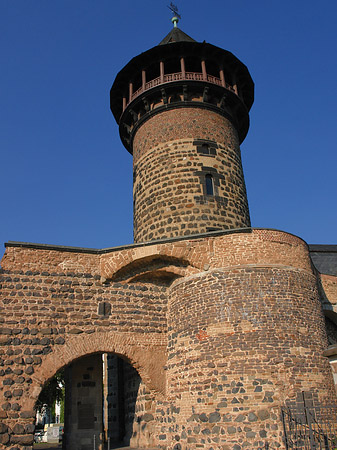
xmin=129 ymin=71 xmax=236 ymax=105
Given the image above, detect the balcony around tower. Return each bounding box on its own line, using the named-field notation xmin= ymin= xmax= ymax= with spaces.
xmin=111 ymin=36 xmax=254 ymax=152
xmin=127 ymin=62 xmax=238 ymax=110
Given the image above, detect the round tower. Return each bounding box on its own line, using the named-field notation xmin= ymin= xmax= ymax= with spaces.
xmin=110 ymin=23 xmax=254 ymax=243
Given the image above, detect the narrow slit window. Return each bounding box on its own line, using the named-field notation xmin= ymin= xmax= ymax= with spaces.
xmin=205 ymin=174 xmax=214 ymax=196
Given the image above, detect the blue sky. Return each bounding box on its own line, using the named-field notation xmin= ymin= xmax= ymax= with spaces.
xmin=1 ymin=1 xmax=336 ymax=260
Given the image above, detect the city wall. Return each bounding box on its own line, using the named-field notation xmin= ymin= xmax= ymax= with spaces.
xmin=0 ymin=228 xmax=336 ymax=449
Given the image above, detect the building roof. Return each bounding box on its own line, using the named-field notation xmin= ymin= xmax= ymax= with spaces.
xmin=158 ymin=27 xmax=197 ymax=45
xmin=309 ymin=245 xmax=337 ymax=276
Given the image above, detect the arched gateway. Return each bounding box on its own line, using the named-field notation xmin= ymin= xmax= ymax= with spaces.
xmin=1 ymin=11 xmax=337 ymax=450
xmin=31 ymin=331 xmax=166 ymax=403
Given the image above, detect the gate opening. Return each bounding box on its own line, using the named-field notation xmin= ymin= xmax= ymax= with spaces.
xmin=34 ymin=352 xmax=152 ymax=450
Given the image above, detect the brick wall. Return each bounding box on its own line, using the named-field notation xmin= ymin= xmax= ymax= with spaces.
xmin=0 ymin=228 xmax=335 ymax=449
xmin=0 ymin=246 xmax=167 ymax=449
xmin=162 ymin=267 xmax=334 ymax=449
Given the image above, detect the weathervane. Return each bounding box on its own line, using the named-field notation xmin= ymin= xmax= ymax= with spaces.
xmin=167 ymin=2 xmax=181 ymax=28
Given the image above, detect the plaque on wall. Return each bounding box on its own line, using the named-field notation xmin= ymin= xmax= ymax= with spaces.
xmin=78 ymin=403 xmax=95 ymax=429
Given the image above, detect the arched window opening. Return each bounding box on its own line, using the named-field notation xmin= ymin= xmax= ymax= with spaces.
xmin=205 ymin=174 xmax=214 ymax=196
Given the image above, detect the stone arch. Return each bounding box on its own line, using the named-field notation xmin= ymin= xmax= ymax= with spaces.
xmin=25 ymin=331 xmax=166 ymax=412
xmin=101 ymin=251 xmax=199 ymax=283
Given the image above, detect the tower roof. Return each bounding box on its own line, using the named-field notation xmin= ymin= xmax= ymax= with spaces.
xmin=111 ymin=37 xmax=254 ymax=121
xmin=158 ymin=26 xmax=196 ymax=45
xmin=110 ymin=25 xmax=255 ymax=149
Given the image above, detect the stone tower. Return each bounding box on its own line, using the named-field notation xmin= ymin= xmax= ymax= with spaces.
xmin=110 ymin=25 xmax=254 ymax=243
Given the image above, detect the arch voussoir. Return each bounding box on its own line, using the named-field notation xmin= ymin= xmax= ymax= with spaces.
xmin=25 ymin=331 xmax=166 ymax=412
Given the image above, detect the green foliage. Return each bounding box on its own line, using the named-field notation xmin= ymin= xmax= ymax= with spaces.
xmin=35 ymin=369 xmax=65 ymax=412
xmin=60 ymin=394 xmax=65 ymax=423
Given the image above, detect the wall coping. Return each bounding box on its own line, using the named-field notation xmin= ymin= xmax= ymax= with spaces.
xmin=4 ymin=227 xmax=309 ymax=255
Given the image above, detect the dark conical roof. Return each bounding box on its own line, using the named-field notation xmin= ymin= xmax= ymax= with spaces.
xmin=159 ymin=26 xmax=196 ymax=45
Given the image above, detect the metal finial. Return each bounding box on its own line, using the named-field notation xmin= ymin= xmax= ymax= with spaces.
xmin=167 ymin=2 xmax=181 ymax=28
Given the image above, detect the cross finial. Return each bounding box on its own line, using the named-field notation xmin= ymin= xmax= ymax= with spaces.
xmin=167 ymin=2 xmax=181 ymax=28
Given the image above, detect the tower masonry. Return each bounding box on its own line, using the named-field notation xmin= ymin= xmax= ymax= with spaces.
xmin=110 ymin=27 xmax=254 ymax=243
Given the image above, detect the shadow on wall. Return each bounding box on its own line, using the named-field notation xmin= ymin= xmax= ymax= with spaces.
xmin=33 ymin=353 xmax=156 ymax=450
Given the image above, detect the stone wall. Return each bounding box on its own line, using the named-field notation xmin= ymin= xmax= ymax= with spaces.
xmin=132 ymin=108 xmax=250 ymax=243
xmin=105 ymin=354 xmax=121 ymax=443
xmin=124 ymin=363 xmax=157 ymax=448
xmin=162 ymin=267 xmax=333 ymax=449
xmin=64 ymin=354 xmax=103 ymax=450
xmin=104 ymin=355 xmax=157 ymax=448
xmin=0 ymin=228 xmax=336 ymax=449
xmin=0 ymin=244 xmax=167 ymax=449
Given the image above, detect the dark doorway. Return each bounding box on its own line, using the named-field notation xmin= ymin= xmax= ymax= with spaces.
xmin=103 ymin=354 xmax=141 ymax=448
